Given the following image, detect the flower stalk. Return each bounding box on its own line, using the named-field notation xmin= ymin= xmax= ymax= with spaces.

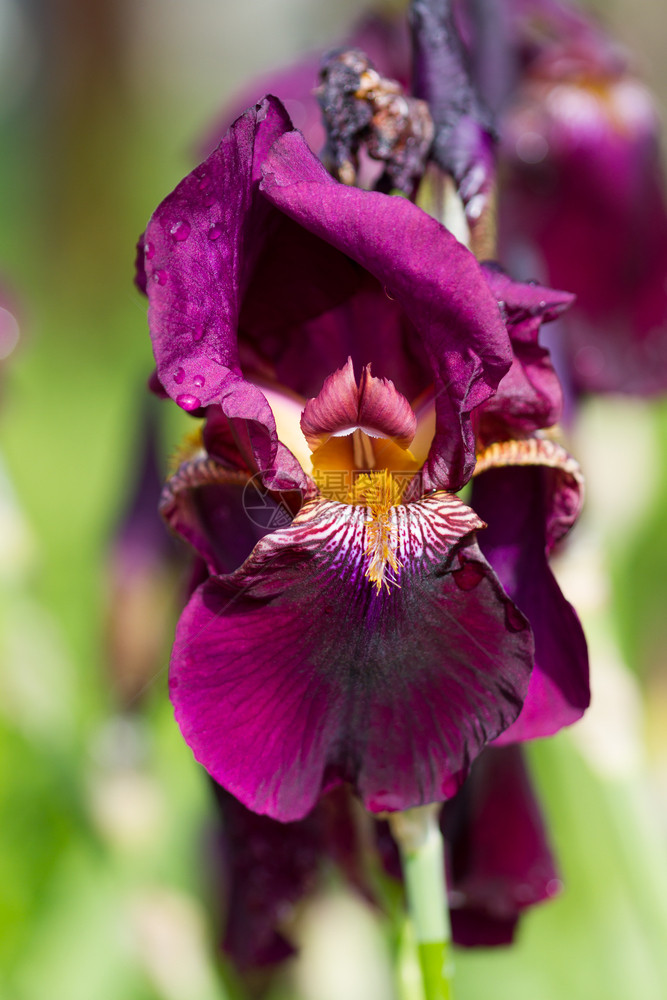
xmin=389 ymin=805 xmax=454 ymax=1000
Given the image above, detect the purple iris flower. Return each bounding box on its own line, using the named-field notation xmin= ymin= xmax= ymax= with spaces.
xmin=138 ymin=95 xmax=587 ymax=829
xmin=498 ymin=0 xmax=667 ymax=395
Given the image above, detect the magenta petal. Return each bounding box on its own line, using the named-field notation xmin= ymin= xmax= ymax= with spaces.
xmin=142 ymin=98 xmax=293 ymax=412
xmin=445 ymin=746 xmax=560 ymax=946
xmin=260 ymin=130 xmax=512 ymax=490
xmin=160 ymin=456 xmax=291 ymax=576
xmin=170 ymin=495 xmax=533 ymax=821
xmin=478 ymin=265 xmax=571 ymax=440
xmin=472 ymin=465 xmax=589 ymax=742
xmin=211 ymin=784 xmax=329 ymax=969
xmin=210 ymin=784 xmax=369 ymax=970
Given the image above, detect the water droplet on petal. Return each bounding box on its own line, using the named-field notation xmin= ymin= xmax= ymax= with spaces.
xmin=505 ymin=600 xmax=527 ymax=632
xmin=208 ymin=224 xmax=222 ymax=241
xmin=173 ymin=367 xmax=185 ymax=384
xmin=170 ymin=220 xmax=191 ymax=242
xmin=453 ymin=561 xmax=485 ymax=591
xmin=203 ymin=193 xmax=216 ymax=208
xmin=153 ymin=269 xmax=168 ymax=286
xmin=176 ymin=394 xmax=201 ymax=411
xmin=192 ymin=326 xmax=204 ymax=342
xmin=193 ymin=373 xmax=205 ymax=387
xmin=144 ymin=241 xmax=155 ymax=260
xmin=198 ymin=173 xmax=210 ymax=191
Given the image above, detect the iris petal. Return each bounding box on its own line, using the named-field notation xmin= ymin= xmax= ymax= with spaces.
xmin=472 ymin=461 xmax=589 ymax=742
xmin=170 ymin=494 xmax=533 ymax=821
xmin=260 ymin=128 xmax=513 ymax=490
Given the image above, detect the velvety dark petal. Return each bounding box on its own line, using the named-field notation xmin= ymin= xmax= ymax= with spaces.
xmin=374 ymin=745 xmax=559 ymax=947
xmin=160 ymin=456 xmax=277 ymax=576
xmin=170 ymin=494 xmax=533 ymax=821
xmin=444 ymin=746 xmax=560 ymax=946
xmin=210 ymin=784 xmax=364 ymax=970
xmin=261 ymin=131 xmax=512 ymax=490
xmin=241 ymin=269 xmax=431 ymax=407
xmin=471 ymin=460 xmax=589 ymax=742
xmin=477 ymin=265 xmax=571 ymax=440
xmin=300 ymin=358 xmax=416 ymax=450
xmin=474 ymin=436 xmax=583 ymax=550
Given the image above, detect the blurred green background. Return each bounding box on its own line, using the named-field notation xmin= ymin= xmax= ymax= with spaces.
xmin=2 ymin=1 xmax=667 ymax=998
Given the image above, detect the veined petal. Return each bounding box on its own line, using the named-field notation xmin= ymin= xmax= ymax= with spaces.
xmin=170 ymin=494 xmax=533 ymax=821
xmin=260 ymin=129 xmax=513 ymax=490
xmin=141 ymin=98 xmax=312 ymax=494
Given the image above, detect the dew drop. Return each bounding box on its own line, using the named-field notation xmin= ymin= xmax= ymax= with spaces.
xmin=193 ymin=373 xmax=206 ymax=387
xmin=176 ymin=394 xmax=201 ymax=411
xmin=203 ymin=193 xmax=216 ymax=208
xmin=144 ymin=241 xmax=155 ymax=260
xmin=171 ymin=220 xmax=191 ymax=242
xmin=173 ymin=367 xmax=185 ymax=384
xmin=192 ymin=326 xmax=204 ymax=342
xmin=153 ymin=269 xmax=168 ymax=286
xmin=208 ymin=223 xmax=222 ymax=241
xmin=198 ymin=173 xmax=210 ymax=191
xmin=505 ymin=600 xmax=527 ymax=632
xmin=453 ymin=561 xmax=484 ymax=591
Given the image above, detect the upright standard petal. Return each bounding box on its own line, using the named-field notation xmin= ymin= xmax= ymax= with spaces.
xmin=170 ymin=494 xmax=533 ymax=822
xmin=142 ymin=97 xmax=291 ymax=410
xmin=261 ymin=129 xmax=512 ymax=490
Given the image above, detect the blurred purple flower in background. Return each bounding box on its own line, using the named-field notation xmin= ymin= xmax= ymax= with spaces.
xmin=498 ymin=0 xmax=667 ymax=396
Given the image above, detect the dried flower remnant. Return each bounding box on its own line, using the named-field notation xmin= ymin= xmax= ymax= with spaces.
xmin=317 ymin=48 xmax=434 ymax=193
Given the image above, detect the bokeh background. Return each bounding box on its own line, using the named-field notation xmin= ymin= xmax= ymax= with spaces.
xmin=2 ymin=1 xmax=667 ymax=998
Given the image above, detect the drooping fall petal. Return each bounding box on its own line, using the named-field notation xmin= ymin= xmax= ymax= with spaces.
xmin=472 ymin=456 xmax=588 ymax=742
xmin=170 ymin=495 xmax=533 ymax=821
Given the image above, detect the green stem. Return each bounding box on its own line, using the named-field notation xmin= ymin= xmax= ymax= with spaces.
xmin=389 ymin=805 xmax=454 ymax=1000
